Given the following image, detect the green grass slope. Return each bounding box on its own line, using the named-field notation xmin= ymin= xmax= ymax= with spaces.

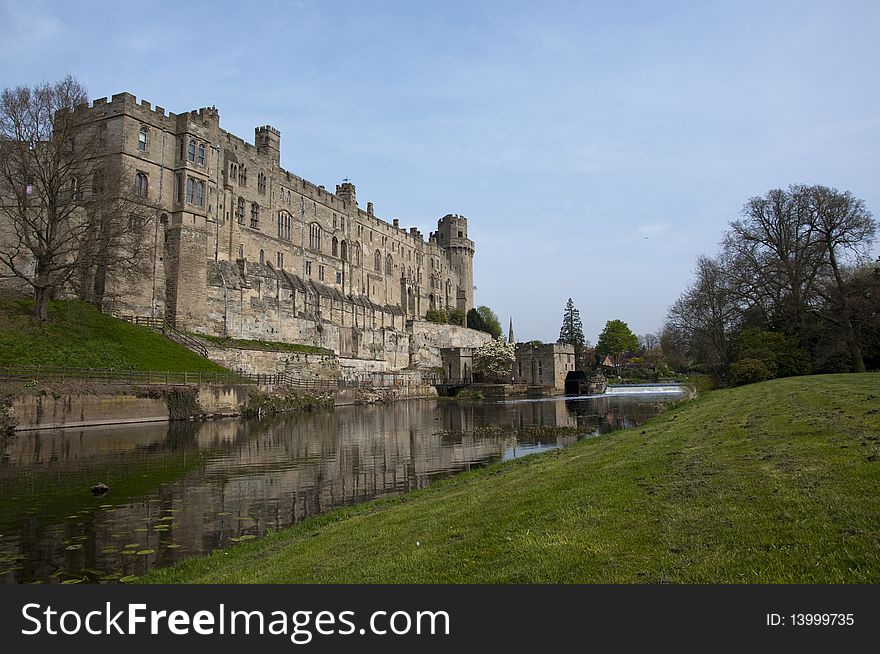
xmin=0 ymin=298 xmax=226 ymax=372
xmin=143 ymin=374 xmax=880 ymax=584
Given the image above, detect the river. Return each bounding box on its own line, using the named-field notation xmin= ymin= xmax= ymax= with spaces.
xmin=0 ymin=388 xmax=686 ymax=583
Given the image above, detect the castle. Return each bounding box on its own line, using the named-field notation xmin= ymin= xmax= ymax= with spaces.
xmin=64 ymin=93 xmax=488 ymax=373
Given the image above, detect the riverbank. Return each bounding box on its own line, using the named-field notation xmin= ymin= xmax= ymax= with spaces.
xmin=141 ymin=374 xmax=880 ymax=583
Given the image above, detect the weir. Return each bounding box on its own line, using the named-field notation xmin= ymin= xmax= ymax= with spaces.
xmin=605 ymin=383 xmax=687 ymax=395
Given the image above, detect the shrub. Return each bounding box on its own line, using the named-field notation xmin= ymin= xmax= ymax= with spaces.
xmin=730 ymin=357 xmax=773 ymax=386
xmin=736 ymin=328 xmax=810 ymax=378
xmin=447 ymin=308 xmax=465 ymax=325
xmin=426 ymin=309 xmax=447 ymax=324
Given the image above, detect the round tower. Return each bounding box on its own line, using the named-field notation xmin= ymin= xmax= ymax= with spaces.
xmin=436 ymin=214 xmax=475 ymax=314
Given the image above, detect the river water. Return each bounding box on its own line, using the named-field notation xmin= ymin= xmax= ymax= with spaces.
xmin=0 ymin=389 xmax=685 ymax=583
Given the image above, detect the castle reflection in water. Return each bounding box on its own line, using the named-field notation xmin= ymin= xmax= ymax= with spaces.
xmin=0 ymin=394 xmax=675 ymax=583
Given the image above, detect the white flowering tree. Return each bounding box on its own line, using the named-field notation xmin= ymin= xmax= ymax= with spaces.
xmin=473 ymin=337 xmax=515 ymax=381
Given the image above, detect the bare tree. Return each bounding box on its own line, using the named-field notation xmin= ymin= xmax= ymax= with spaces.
xmin=666 ymin=255 xmax=742 ymax=376
xmin=724 ymin=187 xmax=825 ymax=335
xmin=805 ymin=186 xmax=876 ymax=371
xmin=0 ymin=75 xmax=153 ymax=321
xmin=722 ymin=185 xmax=876 ymax=371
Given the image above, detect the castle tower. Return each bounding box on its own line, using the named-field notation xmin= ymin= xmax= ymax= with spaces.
xmin=436 ymin=214 xmax=475 ymax=314
xmin=255 ymin=125 xmax=281 ymax=165
xmin=335 ymin=180 xmax=357 ymax=208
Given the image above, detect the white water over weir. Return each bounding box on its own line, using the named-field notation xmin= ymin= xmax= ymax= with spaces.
xmin=605 ymin=383 xmax=687 ymax=395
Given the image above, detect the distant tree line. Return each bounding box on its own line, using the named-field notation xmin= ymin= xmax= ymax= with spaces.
xmin=663 ymin=184 xmax=879 ymax=384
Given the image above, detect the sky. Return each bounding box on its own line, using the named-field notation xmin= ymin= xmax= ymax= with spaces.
xmin=2 ymin=0 xmax=878 ymax=343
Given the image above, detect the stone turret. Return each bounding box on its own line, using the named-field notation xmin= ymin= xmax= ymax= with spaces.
xmin=255 ymin=125 xmax=280 ymax=165
xmin=436 ymin=214 xmax=475 ymax=314
xmin=336 ymin=180 xmax=357 ymax=208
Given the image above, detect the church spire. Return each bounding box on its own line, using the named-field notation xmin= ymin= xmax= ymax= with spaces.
xmin=508 ymin=317 xmax=515 ymax=344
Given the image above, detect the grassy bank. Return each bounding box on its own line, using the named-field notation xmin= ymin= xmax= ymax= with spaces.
xmin=143 ymin=374 xmax=880 ymax=583
xmin=0 ymin=298 xmax=227 ymax=371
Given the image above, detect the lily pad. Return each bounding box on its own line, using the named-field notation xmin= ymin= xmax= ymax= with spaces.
xmin=230 ymin=535 xmax=257 ymax=543
xmin=119 ymin=575 xmax=138 ymax=583
xmin=65 ymin=544 xmax=83 ymax=551
xmin=135 ymin=549 xmax=155 ymax=556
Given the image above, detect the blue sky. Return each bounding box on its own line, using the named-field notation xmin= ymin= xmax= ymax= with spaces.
xmin=2 ymin=0 xmax=878 ymax=343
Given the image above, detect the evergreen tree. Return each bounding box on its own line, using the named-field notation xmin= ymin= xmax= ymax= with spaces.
xmin=558 ymin=298 xmax=586 ymax=369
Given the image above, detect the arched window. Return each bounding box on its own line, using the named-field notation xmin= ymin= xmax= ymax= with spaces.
xmin=138 ymin=127 xmax=148 ymax=151
xmin=340 ymin=240 xmax=347 ymax=261
xmin=250 ymin=203 xmax=260 ymax=229
xmin=194 ymin=180 xmax=204 ymax=207
xmin=197 ymin=143 xmax=205 ymax=165
xmin=259 ymin=249 xmax=264 ymax=265
xmin=277 ymin=211 xmax=291 ymax=240
xmin=239 ymin=166 xmax=247 ymax=186
xmin=385 ymin=254 xmax=393 ymax=276
xmin=374 ymin=250 xmax=381 ymax=272
xmin=354 ymin=242 xmax=361 ymax=266
xmin=179 ymin=138 xmax=185 ymax=161
xmin=237 ymin=197 xmax=245 ymax=224
xmin=188 ymin=139 xmax=196 ymax=162
xmin=332 ymin=236 xmax=338 ymax=257
xmin=185 ymin=177 xmax=194 ymax=203
xmin=257 ymin=172 xmax=266 ymax=194
xmin=310 ymin=223 xmax=321 ymax=251
xmin=135 ymin=172 xmax=148 ymax=198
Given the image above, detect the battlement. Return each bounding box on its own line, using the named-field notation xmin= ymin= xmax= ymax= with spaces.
xmin=73 ymin=92 xmax=177 ymax=123
xmin=256 ymin=125 xmax=281 ymax=137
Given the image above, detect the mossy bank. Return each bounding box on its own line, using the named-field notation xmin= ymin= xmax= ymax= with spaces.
xmin=142 ymin=374 xmax=880 ymax=584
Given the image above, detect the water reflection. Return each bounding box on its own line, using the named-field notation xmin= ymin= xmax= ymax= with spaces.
xmin=0 ymin=392 xmax=682 ymax=583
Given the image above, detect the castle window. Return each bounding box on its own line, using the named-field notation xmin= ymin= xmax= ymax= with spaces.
xmin=69 ymin=176 xmax=81 ymax=200
xmin=306 ymin=261 xmax=312 ymax=276
xmin=259 ymin=249 xmax=264 ymax=265
xmin=277 ymin=211 xmax=291 ymax=240
xmin=194 ymin=180 xmax=205 ymax=207
xmin=257 ymin=172 xmax=266 ymax=194
xmin=238 ymin=243 xmax=244 ymax=259
xmin=186 ymin=177 xmax=193 ymax=203
xmin=385 ymin=254 xmax=393 ymax=276
xmin=176 ymin=173 xmax=184 ymax=203
xmin=340 ymin=240 xmax=347 ymax=261
xmin=250 ymin=203 xmax=260 ymax=229
xmin=188 ymin=139 xmax=196 ymax=162
xmin=336 ymin=272 xmax=342 ymax=284
xmin=230 ymin=163 xmax=237 ymax=182
xmin=374 ymin=249 xmax=381 ymax=272
xmin=237 ymin=197 xmax=245 ymax=224
xmin=319 ymin=265 xmax=325 ymax=281
xmin=135 ymin=172 xmax=148 ymax=198
xmin=179 ymin=138 xmax=185 ymax=161
xmin=340 ymin=216 xmax=344 ymax=230
xmin=138 ymin=127 xmax=148 ymax=152
xmin=277 ymin=252 xmax=284 ymax=269
xmin=354 ymin=242 xmax=361 ymax=266
xmin=309 ymin=223 xmax=321 ymax=251
xmin=239 ymin=166 xmax=247 ymax=186
xmin=458 ymin=231 xmax=463 ymax=237
xmin=197 ymin=143 xmax=205 ymax=166
xmin=332 ymin=237 xmax=338 ymax=257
